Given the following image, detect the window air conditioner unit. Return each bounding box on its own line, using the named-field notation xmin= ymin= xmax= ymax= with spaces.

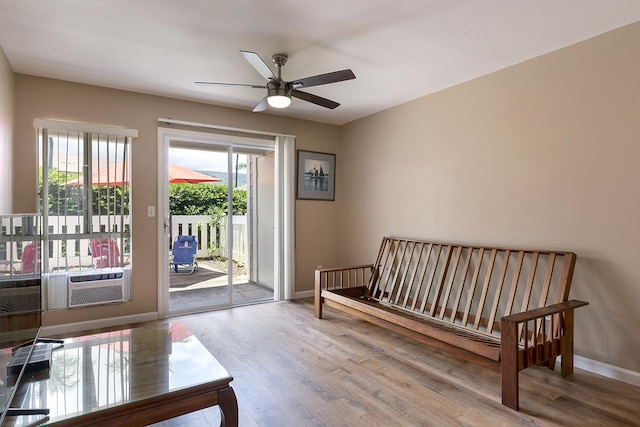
xmin=68 ymin=268 xmax=125 ymax=308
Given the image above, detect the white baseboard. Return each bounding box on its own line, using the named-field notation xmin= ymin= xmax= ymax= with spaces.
xmin=575 ymin=355 xmax=640 ymax=388
xmin=41 ymin=312 xmax=158 ymax=337
xmin=293 ymin=290 xmax=314 ymax=299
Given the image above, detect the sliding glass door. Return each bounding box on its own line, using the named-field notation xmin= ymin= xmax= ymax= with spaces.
xmin=162 ymin=132 xmax=276 ymax=315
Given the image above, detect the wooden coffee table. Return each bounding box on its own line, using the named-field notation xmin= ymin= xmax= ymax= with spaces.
xmin=3 ymin=322 xmax=237 ymax=426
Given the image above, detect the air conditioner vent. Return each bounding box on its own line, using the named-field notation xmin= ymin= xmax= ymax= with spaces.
xmin=68 ymin=269 xmax=125 ymax=308
xmin=69 ymin=271 xmax=123 ymax=283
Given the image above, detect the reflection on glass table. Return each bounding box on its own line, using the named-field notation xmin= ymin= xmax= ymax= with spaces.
xmin=3 ymin=321 xmax=237 ymax=426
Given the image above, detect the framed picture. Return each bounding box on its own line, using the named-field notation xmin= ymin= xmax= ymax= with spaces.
xmin=296 ymin=150 xmax=336 ymax=201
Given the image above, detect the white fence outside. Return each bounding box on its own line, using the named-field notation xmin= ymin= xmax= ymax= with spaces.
xmin=1 ymin=214 xmax=247 ymax=274
xmin=170 ymin=215 xmax=247 ymax=263
xmin=1 ymin=214 xmax=130 ymax=274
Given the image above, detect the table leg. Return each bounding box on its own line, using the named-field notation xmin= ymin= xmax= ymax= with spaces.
xmin=218 ymin=386 xmax=238 ymax=427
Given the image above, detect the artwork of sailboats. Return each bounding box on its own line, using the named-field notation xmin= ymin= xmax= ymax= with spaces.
xmin=297 ymin=150 xmax=336 ymax=201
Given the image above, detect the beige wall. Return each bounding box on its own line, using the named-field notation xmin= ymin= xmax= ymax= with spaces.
xmin=13 ymin=75 xmax=341 ymax=326
xmin=9 ymin=21 xmax=640 ymax=374
xmin=0 ymin=45 xmax=13 ymax=213
xmin=338 ymin=22 xmax=640 ymax=373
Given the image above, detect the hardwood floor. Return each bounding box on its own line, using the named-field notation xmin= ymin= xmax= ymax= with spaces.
xmin=151 ymin=298 xmax=640 ymax=427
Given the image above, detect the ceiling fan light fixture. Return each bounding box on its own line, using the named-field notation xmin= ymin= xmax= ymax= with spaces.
xmin=267 ymin=86 xmax=291 ymax=108
xmin=267 ymin=95 xmax=291 ymax=109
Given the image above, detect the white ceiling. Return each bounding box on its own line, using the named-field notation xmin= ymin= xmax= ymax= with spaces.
xmin=2 ymin=1 xmax=640 ymax=126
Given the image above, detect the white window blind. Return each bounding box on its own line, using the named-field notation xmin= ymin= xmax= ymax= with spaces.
xmin=34 ymin=120 xmax=137 ymax=309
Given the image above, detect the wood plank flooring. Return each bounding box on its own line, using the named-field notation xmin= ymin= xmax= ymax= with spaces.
xmin=150 ymin=298 xmax=640 ymax=427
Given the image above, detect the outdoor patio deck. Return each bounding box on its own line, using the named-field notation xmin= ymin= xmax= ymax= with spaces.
xmin=169 ymin=260 xmax=273 ymax=312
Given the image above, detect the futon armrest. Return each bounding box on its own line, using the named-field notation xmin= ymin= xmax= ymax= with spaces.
xmin=314 ymin=264 xmax=374 ymax=318
xmin=501 ymin=300 xmax=589 ymax=325
xmin=315 ymin=264 xmax=374 ymax=291
xmin=500 ymin=299 xmax=588 ymax=384
xmin=315 ymin=264 xmax=375 ymax=274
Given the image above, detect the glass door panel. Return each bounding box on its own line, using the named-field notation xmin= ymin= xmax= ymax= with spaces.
xmin=230 ymin=151 xmax=274 ymax=305
xmin=168 ymin=146 xmax=231 ymax=313
xmin=167 ymin=143 xmax=274 ymax=315
xmin=253 ymin=152 xmax=275 ymax=295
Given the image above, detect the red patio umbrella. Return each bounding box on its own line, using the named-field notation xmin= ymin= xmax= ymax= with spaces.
xmin=65 ymin=161 xmax=220 ymax=185
xmin=168 ymin=163 xmax=221 ymax=184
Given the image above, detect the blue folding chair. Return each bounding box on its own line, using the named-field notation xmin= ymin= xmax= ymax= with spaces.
xmin=170 ymin=235 xmax=199 ymax=273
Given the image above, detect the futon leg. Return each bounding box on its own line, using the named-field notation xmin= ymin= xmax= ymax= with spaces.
xmin=502 ymin=364 xmax=519 ymax=411
xmin=501 ymin=319 xmax=520 ymax=411
xmin=314 ymin=270 xmax=323 ymax=319
xmin=315 ymin=295 xmax=323 ymax=319
xmin=561 ymin=310 xmax=576 ymax=377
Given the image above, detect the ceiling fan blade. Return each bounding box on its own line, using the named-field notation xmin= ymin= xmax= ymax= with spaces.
xmin=292 ymin=89 xmax=340 ymax=109
xmin=253 ymin=96 xmax=269 ymax=112
xmin=240 ymin=50 xmax=276 ymax=80
xmin=290 ymin=69 xmax=355 ymax=89
xmin=195 ymin=81 xmax=266 ymax=89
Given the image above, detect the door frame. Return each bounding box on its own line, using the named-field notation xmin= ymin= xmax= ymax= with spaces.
xmin=156 ymin=125 xmax=295 ymax=318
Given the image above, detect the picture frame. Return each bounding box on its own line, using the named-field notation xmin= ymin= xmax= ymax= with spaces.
xmin=296 ymin=150 xmax=336 ymax=201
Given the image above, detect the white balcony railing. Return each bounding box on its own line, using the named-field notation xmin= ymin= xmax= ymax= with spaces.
xmin=1 ymin=214 xmax=247 ymax=275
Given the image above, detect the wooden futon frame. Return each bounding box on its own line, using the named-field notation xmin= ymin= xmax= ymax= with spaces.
xmin=314 ymin=237 xmax=588 ymax=410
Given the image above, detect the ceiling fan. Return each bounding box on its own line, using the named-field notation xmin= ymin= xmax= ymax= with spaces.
xmin=196 ymin=50 xmax=356 ymax=112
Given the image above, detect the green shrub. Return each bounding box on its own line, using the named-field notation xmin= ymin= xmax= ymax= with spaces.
xmin=169 ymin=183 xmax=246 ymax=215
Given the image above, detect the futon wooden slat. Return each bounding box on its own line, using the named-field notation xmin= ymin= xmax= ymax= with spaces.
xmin=487 ymin=249 xmax=510 ymax=334
xmin=462 ymin=247 xmax=484 ymax=327
xmin=438 ymin=245 xmax=462 ymax=321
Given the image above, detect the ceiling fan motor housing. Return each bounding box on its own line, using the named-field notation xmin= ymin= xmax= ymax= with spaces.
xmin=267 ymin=79 xmax=291 ymax=98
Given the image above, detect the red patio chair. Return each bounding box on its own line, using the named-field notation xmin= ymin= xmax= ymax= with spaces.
xmin=21 ymin=242 xmax=41 ymax=274
xmin=90 ymin=238 xmax=127 ymax=268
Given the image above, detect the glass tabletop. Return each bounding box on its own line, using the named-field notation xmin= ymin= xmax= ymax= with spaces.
xmin=2 ymin=321 xmax=231 ymax=426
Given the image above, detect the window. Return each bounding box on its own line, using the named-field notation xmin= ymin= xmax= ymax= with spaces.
xmin=35 ymin=120 xmax=137 ymax=309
